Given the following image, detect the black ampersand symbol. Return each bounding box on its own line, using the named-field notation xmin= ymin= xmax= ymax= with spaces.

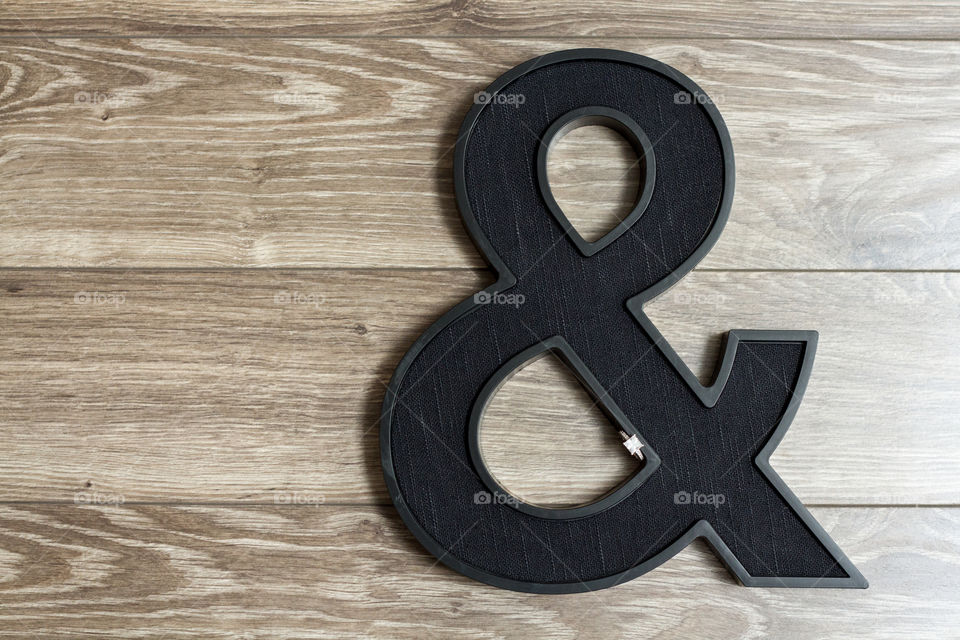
xmin=381 ymin=49 xmax=866 ymax=592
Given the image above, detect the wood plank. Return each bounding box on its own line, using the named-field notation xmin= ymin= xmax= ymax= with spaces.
xmin=0 ymin=504 xmax=955 ymax=638
xmin=481 ymin=352 xmax=644 ymax=508
xmin=0 ymin=269 xmax=957 ymax=505
xmin=545 ymin=124 xmax=645 ymax=245
xmin=0 ymin=38 xmax=957 ymax=269
xmin=2 ymin=1 xmax=960 ymax=38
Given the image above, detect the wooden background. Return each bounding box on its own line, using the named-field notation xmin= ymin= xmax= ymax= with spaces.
xmin=1 ymin=2 xmax=959 ymax=638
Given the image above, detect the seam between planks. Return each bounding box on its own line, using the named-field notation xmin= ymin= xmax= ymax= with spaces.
xmin=1 ymin=35 xmax=960 ymax=41
xmin=0 ymin=268 xmax=958 ymax=273
xmin=0 ymin=501 xmax=946 ymax=508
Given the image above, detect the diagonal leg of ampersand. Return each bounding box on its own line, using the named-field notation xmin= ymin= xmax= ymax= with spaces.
xmin=626 ymin=300 xmax=868 ymax=588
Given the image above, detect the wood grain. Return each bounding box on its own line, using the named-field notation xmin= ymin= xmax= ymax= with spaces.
xmin=0 ymin=2 xmax=954 ymax=636
xmin=0 ymin=38 xmax=957 ymax=269
xmin=0 ymin=504 xmax=955 ymax=639
xmin=2 ymin=1 xmax=960 ymax=38
xmin=546 ymin=125 xmax=643 ymax=244
xmin=1 ymin=269 xmax=956 ymax=505
xmin=480 ymin=353 xmax=642 ymax=508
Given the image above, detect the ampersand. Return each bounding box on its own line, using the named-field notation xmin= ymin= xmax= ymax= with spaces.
xmin=381 ymin=49 xmax=866 ymax=592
